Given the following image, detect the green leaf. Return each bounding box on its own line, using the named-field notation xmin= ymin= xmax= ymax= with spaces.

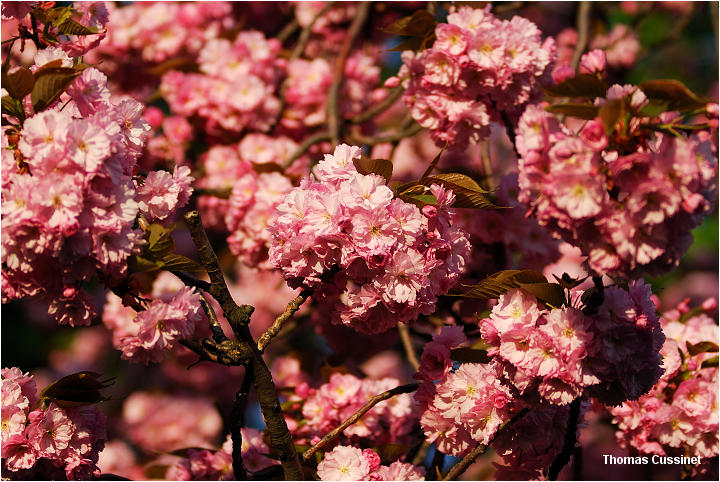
xmin=55 ymin=17 xmax=99 ymax=36
xmin=128 ymin=254 xmax=162 ymax=273
xmin=701 ymin=356 xmax=719 ymax=368
xmin=598 ymin=99 xmax=624 ymax=134
xmin=146 ymin=223 xmax=175 ymax=257
xmin=544 ymin=74 xmax=608 ymax=98
xmin=353 ymin=156 xmax=393 ymax=184
xmin=3 ymin=67 xmax=34 ymax=100
xmin=161 ymin=253 xmax=205 ymax=273
xmin=546 ymin=103 xmax=599 ymax=120
xmin=453 ymin=269 xmax=551 ymax=300
xmin=686 ymin=341 xmax=719 ymax=357
xmin=40 ymin=371 xmax=113 ymax=408
xmin=639 ymin=79 xmax=710 ymax=112
xmin=397 ymin=184 xmax=438 ymax=208
xmin=31 ymin=61 xmax=82 ymax=112
xmin=639 ymin=100 xmax=671 ymax=118
xmin=450 ymin=347 xmax=492 ymax=364
xmin=1 ymin=95 xmax=23 ymax=119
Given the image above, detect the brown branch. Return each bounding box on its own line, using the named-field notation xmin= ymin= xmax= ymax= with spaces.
xmin=570 ymin=2 xmax=591 ymax=70
xmin=198 ymin=295 xmax=225 ymax=343
xmin=231 ymin=372 xmax=254 ymax=480
xmin=183 ymin=210 xmax=302 ymax=480
xmin=282 ymin=130 xmax=331 ymax=169
xmin=348 ymin=86 xmax=404 ymax=124
xmin=350 ymin=122 xmax=423 ymax=146
xmin=171 ymin=270 xmax=212 ymax=293
xmin=327 ymin=1 xmax=371 ymax=145
xmin=397 ymin=323 xmax=420 ymax=371
xmin=302 ymin=383 xmax=418 ymax=461
xmin=184 ymin=210 xmax=254 ymax=335
xmin=548 ymin=398 xmax=582 ymax=480
xmin=258 ymin=290 xmax=311 ymax=353
xmin=276 ymin=18 xmax=299 ymax=44
xmin=442 ymin=408 xmax=530 ymax=481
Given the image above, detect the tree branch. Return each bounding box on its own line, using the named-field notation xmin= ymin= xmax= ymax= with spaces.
xmin=184 ymin=210 xmax=254 ymax=335
xmin=198 ymin=295 xmax=226 ymax=343
xmin=548 ymin=398 xmax=582 ymax=480
xmin=442 ymin=408 xmax=530 ymax=481
xmin=350 ymin=122 xmax=423 ymax=146
xmin=327 ymin=1 xmax=371 ymax=145
xmin=348 ymin=86 xmax=404 ymax=124
xmin=570 ymin=2 xmax=591 ymax=70
xmin=258 ymin=290 xmax=311 ymax=353
xmin=282 ymin=131 xmax=331 ymax=169
xmin=302 ymin=383 xmax=418 ymax=461
xmin=171 ymin=270 xmax=212 ymax=292
xmin=231 ymin=372 xmax=254 ymax=480
xmin=398 ymin=322 xmax=420 ymax=371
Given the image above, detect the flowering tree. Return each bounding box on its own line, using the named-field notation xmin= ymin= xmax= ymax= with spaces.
xmin=1 ymin=1 xmax=718 ymax=481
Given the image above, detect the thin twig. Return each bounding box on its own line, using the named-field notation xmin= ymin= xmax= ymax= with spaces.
xmin=442 ymin=408 xmax=530 ymax=481
xmin=184 ymin=210 xmax=254 ymax=334
xmin=548 ymin=398 xmax=582 ymax=480
xmin=258 ymin=290 xmax=311 ymax=353
xmin=348 ymin=86 xmax=404 ymax=124
xmin=398 ymin=323 xmax=420 ymax=371
xmin=570 ymin=2 xmax=591 ymax=70
xmin=231 ymin=373 xmax=254 ymax=480
xmin=282 ymin=131 xmax=331 ymax=169
xmin=276 ymin=18 xmax=299 ymax=44
xmin=327 ymin=1 xmax=371 ymax=145
xmin=302 ymin=383 xmax=419 ymax=461
xmin=350 ymin=122 xmax=423 ymax=146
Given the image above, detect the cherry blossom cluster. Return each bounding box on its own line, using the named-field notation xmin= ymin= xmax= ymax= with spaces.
xmin=102 ymin=272 xmax=208 ymax=364
xmin=414 ymin=326 xmax=513 ymax=457
xmin=136 ymin=165 xmax=194 ymax=224
xmin=1 ymin=368 xmax=106 ymax=479
xmin=3 ymin=2 xmax=109 ymax=57
xmin=394 ymin=5 xmax=555 ymax=148
xmin=120 ymin=391 xmax=223 ymax=453
xmin=160 ymin=30 xmax=283 ymax=135
xmin=268 ymin=144 xmax=470 ymax=334
xmin=2 ymin=49 xmax=151 ymax=327
xmin=515 ymin=90 xmax=717 ymax=278
xmin=290 ymin=372 xmax=417 ymax=447
xmin=167 ymin=430 xmax=278 ymax=480
xmin=97 ymin=2 xmax=233 ymax=64
xmin=478 ymin=289 xmax=601 ymax=406
xmin=478 ymin=281 xmax=664 ymax=407
xmin=317 ymin=445 xmax=425 ymax=481
xmin=609 ymin=299 xmax=718 ymax=470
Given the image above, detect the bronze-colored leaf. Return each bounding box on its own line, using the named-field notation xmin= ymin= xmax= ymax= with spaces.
xmin=453 ymin=269 xmax=554 ymax=301
xmin=1 ymin=95 xmax=24 ymax=119
xmin=598 ymin=99 xmax=624 ymax=134
xmin=639 ymin=79 xmax=710 ymax=112
xmin=701 ymin=356 xmax=719 ymax=368
xmin=55 ymin=17 xmax=99 ymax=36
xmin=353 ymin=156 xmax=393 ymax=184
xmin=4 ymin=67 xmax=34 ymax=100
xmin=686 ymin=341 xmax=719 ymax=356
xmin=31 ymin=64 xmax=82 ymax=112
xmin=40 ymin=371 xmax=113 ymax=408
xmin=127 ymin=254 xmax=162 ymax=273
xmin=417 ymin=173 xmax=501 ymax=209
xmin=546 ymin=103 xmax=599 ymax=120
xmin=374 ymin=444 xmax=411 ymax=464
xmin=382 ymin=10 xmax=436 ymax=36
xmin=516 ymin=282 xmax=566 ymax=308
xmin=420 ymin=144 xmax=447 ymax=180
xmin=544 ymin=74 xmax=608 ymax=98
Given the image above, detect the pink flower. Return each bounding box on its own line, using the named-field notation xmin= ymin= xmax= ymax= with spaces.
xmin=1 ymin=434 xmax=37 ymax=471
xmin=25 ymin=404 xmax=75 ymax=457
xmin=136 ymin=166 xmax=194 ymax=223
xmin=317 ymin=445 xmax=371 ymax=481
